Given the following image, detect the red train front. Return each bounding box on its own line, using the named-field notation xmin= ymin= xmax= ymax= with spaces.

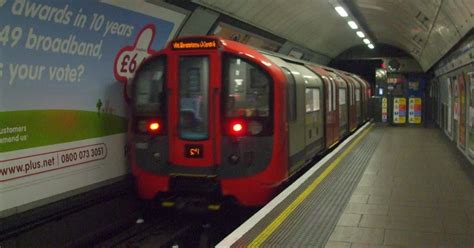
xmin=128 ymin=36 xmax=288 ymax=206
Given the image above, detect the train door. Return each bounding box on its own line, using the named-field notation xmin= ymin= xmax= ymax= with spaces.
xmin=326 ymin=77 xmax=339 ymax=147
xmin=335 ymin=77 xmax=349 ymax=138
xmin=354 ymin=75 xmax=370 ymax=121
xmin=281 ymin=66 xmax=306 ymax=172
xmin=359 ymin=81 xmax=367 ymax=123
xmin=320 ymin=77 xmax=335 ymax=148
xmin=294 ymin=65 xmax=324 ymax=159
xmin=363 ymin=79 xmax=371 ymax=121
xmin=347 ymin=78 xmax=358 ymax=132
xmin=306 ymin=65 xmax=339 ymax=148
xmin=354 ymin=79 xmax=362 ymax=125
xmin=167 ymin=51 xmax=221 ymax=169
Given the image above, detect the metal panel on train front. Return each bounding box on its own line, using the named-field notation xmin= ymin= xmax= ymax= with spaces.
xmin=167 ymin=50 xmax=221 ymax=170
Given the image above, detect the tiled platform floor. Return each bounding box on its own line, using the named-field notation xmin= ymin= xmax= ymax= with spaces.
xmin=326 ymin=127 xmax=474 ymax=248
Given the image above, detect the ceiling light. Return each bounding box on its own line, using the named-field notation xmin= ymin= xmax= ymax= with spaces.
xmin=356 ymin=31 xmax=365 ymax=38
xmin=348 ymin=21 xmax=358 ymax=29
xmin=363 ymin=38 xmax=370 ymax=44
xmin=368 ymin=44 xmax=375 ymax=49
xmin=335 ymin=6 xmax=348 ymax=17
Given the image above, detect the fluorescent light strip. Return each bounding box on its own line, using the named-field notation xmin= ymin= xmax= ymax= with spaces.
xmin=348 ymin=20 xmax=358 ymax=29
xmin=334 ymin=6 xmax=348 ymax=17
xmin=332 ymin=3 xmax=372 ymax=49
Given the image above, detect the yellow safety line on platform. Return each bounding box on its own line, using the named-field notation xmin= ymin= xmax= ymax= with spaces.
xmin=248 ymin=124 xmax=374 ymax=247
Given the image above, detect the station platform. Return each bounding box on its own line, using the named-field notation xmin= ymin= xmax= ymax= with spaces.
xmin=217 ymin=123 xmax=474 ymax=247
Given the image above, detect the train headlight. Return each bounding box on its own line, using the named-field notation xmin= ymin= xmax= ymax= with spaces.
xmin=248 ymin=121 xmax=263 ymax=135
xmin=137 ymin=120 xmax=148 ymax=133
xmin=228 ymin=154 xmax=240 ymax=164
xmin=153 ymin=152 xmax=161 ymax=162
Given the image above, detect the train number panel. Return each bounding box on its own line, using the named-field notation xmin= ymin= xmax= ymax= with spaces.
xmin=185 ymin=144 xmax=204 ymax=158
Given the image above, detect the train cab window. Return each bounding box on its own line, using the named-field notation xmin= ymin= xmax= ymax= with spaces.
xmin=282 ymin=67 xmax=297 ymax=122
xmin=223 ymin=55 xmax=273 ymax=136
xmin=179 ymin=56 xmax=210 ymax=140
xmin=133 ymin=56 xmax=166 ymax=113
xmin=223 ymin=55 xmax=271 ymax=118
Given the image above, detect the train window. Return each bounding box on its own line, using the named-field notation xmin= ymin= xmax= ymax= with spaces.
xmin=306 ymin=89 xmax=312 ymax=112
xmin=314 ymin=89 xmax=320 ymax=111
xmin=223 ymin=55 xmax=271 ymax=118
xmin=133 ymin=56 xmax=166 ymax=113
xmin=305 ymin=88 xmax=320 ymax=113
xmin=179 ymin=56 xmax=209 ymax=140
xmin=282 ymin=67 xmax=297 ymax=122
xmin=356 ymin=88 xmax=361 ymax=102
xmin=339 ymin=88 xmax=346 ymax=105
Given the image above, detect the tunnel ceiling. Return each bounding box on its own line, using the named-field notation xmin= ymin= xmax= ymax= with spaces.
xmin=191 ymin=0 xmax=473 ymax=71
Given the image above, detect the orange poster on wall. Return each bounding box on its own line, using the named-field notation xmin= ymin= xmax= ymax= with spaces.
xmin=393 ymin=97 xmax=406 ymax=124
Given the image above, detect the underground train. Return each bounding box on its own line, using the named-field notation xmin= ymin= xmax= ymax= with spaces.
xmin=127 ymin=36 xmax=371 ymax=207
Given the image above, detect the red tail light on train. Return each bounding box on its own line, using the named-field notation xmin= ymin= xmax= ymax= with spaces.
xmin=230 ymin=121 xmax=245 ymax=135
xmin=148 ymin=121 xmax=160 ymax=132
xmin=136 ymin=119 xmax=163 ymax=134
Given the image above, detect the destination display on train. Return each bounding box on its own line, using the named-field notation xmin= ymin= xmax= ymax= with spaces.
xmin=172 ymin=38 xmax=218 ymax=50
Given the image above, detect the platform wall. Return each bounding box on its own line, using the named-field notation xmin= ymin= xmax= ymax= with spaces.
xmin=0 ymin=0 xmax=185 ymax=216
xmin=433 ymin=34 xmax=474 ymax=165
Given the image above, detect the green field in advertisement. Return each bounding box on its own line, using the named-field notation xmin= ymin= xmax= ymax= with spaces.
xmin=0 ymin=110 xmax=126 ymax=152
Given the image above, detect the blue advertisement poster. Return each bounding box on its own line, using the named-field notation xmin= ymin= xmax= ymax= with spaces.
xmin=0 ymin=0 xmax=184 ymax=213
xmin=0 ymin=0 xmax=176 ymax=152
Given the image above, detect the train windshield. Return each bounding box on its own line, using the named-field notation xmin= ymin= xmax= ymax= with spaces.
xmin=179 ymin=56 xmax=210 ymax=140
xmin=133 ymin=57 xmax=166 ymax=114
xmin=223 ymin=55 xmax=271 ymax=118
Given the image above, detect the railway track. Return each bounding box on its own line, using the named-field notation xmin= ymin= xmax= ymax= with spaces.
xmin=0 ymin=178 xmax=257 ymax=248
xmin=91 ymin=204 xmax=257 ymax=248
xmin=93 ymin=209 xmax=200 ymax=248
